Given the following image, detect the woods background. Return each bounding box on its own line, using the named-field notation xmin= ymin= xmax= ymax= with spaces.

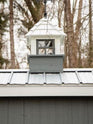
xmin=0 ymin=0 xmax=93 ymax=69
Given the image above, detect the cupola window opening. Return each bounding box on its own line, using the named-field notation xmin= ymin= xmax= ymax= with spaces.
xmin=36 ymin=39 xmax=55 ymax=55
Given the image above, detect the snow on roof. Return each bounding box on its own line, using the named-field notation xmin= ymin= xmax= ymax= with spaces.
xmin=0 ymin=68 xmax=93 ymax=85
xmin=26 ymin=18 xmax=66 ymax=37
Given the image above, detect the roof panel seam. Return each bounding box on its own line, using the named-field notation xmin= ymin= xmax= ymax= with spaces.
xmin=7 ymin=71 xmax=13 ymax=84
xmin=92 ymin=70 xmax=93 ymax=76
xmin=43 ymin=72 xmax=46 ymax=84
xmin=75 ymin=71 xmax=82 ymax=84
xmin=60 ymin=73 xmax=63 ymax=84
xmin=26 ymin=71 xmax=29 ymax=84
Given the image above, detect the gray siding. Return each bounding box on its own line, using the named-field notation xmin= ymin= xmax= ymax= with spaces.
xmin=0 ymin=97 xmax=93 ymax=124
xmin=28 ymin=55 xmax=64 ymax=72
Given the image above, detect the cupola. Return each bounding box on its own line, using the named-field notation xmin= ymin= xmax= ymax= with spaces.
xmin=26 ymin=18 xmax=66 ymax=72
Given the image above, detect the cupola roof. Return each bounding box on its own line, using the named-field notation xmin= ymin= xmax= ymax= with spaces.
xmin=26 ymin=18 xmax=66 ymax=37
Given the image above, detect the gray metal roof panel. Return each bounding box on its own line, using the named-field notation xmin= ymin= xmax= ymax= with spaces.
xmin=46 ymin=74 xmax=61 ymax=84
xmin=62 ymin=72 xmax=79 ymax=84
xmin=29 ymin=73 xmax=44 ymax=84
xmin=0 ymin=72 xmax=10 ymax=84
xmin=0 ymin=69 xmax=93 ymax=84
xmin=10 ymin=72 xmax=27 ymax=84
xmin=78 ymin=72 xmax=93 ymax=83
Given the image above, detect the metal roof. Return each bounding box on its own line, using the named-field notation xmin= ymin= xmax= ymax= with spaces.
xmin=26 ymin=18 xmax=66 ymax=36
xmin=0 ymin=68 xmax=93 ymax=85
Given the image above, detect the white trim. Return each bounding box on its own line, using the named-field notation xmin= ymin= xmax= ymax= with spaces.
xmin=0 ymin=68 xmax=92 ymax=72
xmin=0 ymin=86 xmax=93 ymax=97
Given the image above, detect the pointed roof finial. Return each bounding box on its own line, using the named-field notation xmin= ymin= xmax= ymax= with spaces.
xmin=44 ymin=0 xmax=47 ymax=18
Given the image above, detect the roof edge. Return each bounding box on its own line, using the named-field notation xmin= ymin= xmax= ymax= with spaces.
xmin=0 ymin=86 xmax=93 ymax=97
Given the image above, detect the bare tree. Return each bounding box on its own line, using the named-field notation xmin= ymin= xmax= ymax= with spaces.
xmin=58 ymin=0 xmax=64 ymax=28
xmin=64 ymin=0 xmax=75 ymax=67
xmin=14 ymin=0 xmax=44 ymax=30
xmin=64 ymin=0 xmax=83 ymax=68
xmin=0 ymin=0 xmax=9 ymax=68
xmin=88 ymin=0 xmax=93 ymax=67
xmin=78 ymin=31 xmax=82 ymax=67
xmin=9 ymin=0 xmax=15 ymax=68
xmin=74 ymin=0 xmax=83 ymax=67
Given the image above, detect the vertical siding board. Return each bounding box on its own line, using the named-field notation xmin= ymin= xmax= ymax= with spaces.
xmin=25 ymin=98 xmax=41 ymax=124
xmin=24 ymin=99 xmax=33 ymax=124
xmin=72 ymin=98 xmax=88 ymax=124
xmin=79 ymin=98 xmax=88 ymax=124
xmin=64 ymin=98 xmax=73 ymax=124
xmin=8 ymin=98 xmax=23 ymax=124
xmin=72 ymin=99 xmax=81 ymax=124
xmin=0 ymin=97 xmax=93 ymax=124
xmin=55 ymin=99 xmax=65 ymax=124
xmin=0 ymin=99 xmax=8 ymax=124
xmin=87 ymin=98 xmax=93 ymax=124
xmin=46 ymin=99 xmax=56 ymax=124
xmin=40 ymin=99 xmax=49 ymax=124
xmin=32 ymin=99 xmax=41 ymax=124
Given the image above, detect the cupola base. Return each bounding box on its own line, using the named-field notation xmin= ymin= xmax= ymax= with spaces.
xmin=28 ymin=55 xmax=64 ymax=73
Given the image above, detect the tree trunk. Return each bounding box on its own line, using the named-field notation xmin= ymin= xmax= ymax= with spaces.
xmin=9 ymin=0 xmax=15 ymax=68
xmin=0 ymin=2 xmax=8 ymax=69
xmin=88 ymin=0 xmax=93 ymax=67
xmin=64 ymin=0 xmax=76 ymax=68
xmin=74 ymin=0 xmax=83 ymax=67
xmin=58 ymin=0 xmax=64 ymax=28
xmin=64 ymin=0 xmax=83 ymax=68
xmin=78 ymin=31 xmax=82 ymax=67
xmin=64 ymin=9 xmax=68 ymax=68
